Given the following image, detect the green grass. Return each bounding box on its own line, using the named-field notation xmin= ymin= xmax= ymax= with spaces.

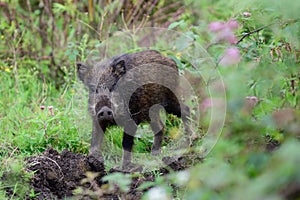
xmin=0 ymin=72 xmax=90 ymax=156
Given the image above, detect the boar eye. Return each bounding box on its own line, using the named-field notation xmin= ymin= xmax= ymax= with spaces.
xmin=76 ymin=62 xmax=87 ymax=72
xmin=112 ymin=60 xmax=126 ymax=76
xmin=77 ymin=62 xmax=89 ymax=82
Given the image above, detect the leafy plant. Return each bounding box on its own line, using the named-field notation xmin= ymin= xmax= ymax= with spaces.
xmin=0 ymin=0 xmax=299 ymax=199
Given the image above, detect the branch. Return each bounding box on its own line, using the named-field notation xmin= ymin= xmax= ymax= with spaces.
xmin=237 ymin=24 xmax=272 ymax=44
xmin=237 ymin=19 xmax=300 ymax=44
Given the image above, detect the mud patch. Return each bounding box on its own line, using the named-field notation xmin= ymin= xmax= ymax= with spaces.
xmin=26 ymin=148 xmax=107 ymax=199
xmin=21 ymin=148 xmax=190 ymax=199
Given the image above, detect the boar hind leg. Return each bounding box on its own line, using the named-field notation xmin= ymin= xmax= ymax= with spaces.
xmin=181 ymin=105 xmax=192 ymax=135
xmin=167 ymin=102 xmax=194 ymax=145
xmin=89 ymin=118 xmax=105 ymax=158
xmin=150 ymin=120 xmax=164 ymax=155
xmin=181 ymin=104 xmax=198 ymax=145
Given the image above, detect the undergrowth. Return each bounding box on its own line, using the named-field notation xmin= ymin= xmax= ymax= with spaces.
xmin=0 ymin=0 xmax=299 ymax=199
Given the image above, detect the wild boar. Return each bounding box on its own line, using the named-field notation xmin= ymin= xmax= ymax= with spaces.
xmin=77 ymin=50 xmax=190 ymax=169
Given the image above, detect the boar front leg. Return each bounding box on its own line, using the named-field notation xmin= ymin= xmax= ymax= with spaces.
xmin=121 ymin=124 xmax=137 ymax=169
xmin=121 ymin=133 xmax=134 ymax=169
xmin=89 ymin=117 xmax=105 ymax=159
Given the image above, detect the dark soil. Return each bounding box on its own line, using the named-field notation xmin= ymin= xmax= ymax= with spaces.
xmin=21 ymin=148 xmax=188 ymax=200
xmin=3 ymin=140 xmax=296 ymax=200
xmin=25 ymin=148 xmax=108 ymax=199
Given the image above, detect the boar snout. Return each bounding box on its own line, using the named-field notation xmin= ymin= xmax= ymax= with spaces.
xmin=97 ymin=106 xmax=114 ymax=121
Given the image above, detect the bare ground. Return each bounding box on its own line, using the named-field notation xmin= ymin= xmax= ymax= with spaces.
xmin=20 ymin=148 xmax=188 ymax=200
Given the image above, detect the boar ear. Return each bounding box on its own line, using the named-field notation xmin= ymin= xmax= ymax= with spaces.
xmin=112 ymin=60 xmax=126 ymax=76
xmin=76 ymin=62 xmax=88 ymax=82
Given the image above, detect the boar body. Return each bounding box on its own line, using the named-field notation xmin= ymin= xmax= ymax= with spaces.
xmin=77 ymin=50 xmax=190 ymax=169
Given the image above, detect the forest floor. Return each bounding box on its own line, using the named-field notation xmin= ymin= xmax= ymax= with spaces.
xmin=5 ymin=148 xmax=188 ymax=200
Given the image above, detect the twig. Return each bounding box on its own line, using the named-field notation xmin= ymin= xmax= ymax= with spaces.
xmin=40 ymin=156 xmax=63 ymax=173
xmin=77 ymin=19 xmax=100 ymax=36
xmin=121 ymin=11 xmax=130 ymax=32
xmin=126 ymin=0 xmax=144 ymax=25
xmin=237 ymin=18 xmax=299 ymax=44
xmin=237 ymin=24 xmax=272 ymax=44
xmin=99 ymin=10 xmax=108 ymax=41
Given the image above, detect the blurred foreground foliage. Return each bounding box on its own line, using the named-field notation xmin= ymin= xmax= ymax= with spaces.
xmin=0 ymin=0 xmax=299 ymax=199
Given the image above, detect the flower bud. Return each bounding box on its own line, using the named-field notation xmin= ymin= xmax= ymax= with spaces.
xmin=243 ymin=12 xmax=251 ymax=17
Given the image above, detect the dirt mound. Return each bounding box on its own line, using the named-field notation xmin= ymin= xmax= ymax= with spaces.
xmin=26 ymin=148 xmax=108 ymax=199
xmin=22 ymin=148 xmax=189 ymax=199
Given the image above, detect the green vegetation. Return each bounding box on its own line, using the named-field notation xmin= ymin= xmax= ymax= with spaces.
xmin=0 ymin=0 xmax=299 ymax=199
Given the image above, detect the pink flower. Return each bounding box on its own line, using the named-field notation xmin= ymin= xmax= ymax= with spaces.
xmin=219 ymin=47 xmax=241 ymax=66
xmin=242 ymin=96 xmax=259 ymax=115
xmin=208 ymin=22 xmax=225 ymax=32
xmin=245 ymin=96 xmax=258 ymax=105
xmin=209 ymin=19 xmax=239 ymax=44
xmin=40 ymin=105 xmax=46 ymax=110
xmin=200 ymin=98 xmax=225 ymax=113
xmin=48 ymin=106 xmax=54 ymax=116
xmin=243 ymin=12 xmax=251 ymax=17
xmin=226 ymin=20 xmax=239 ymax=29
xmin=200 ymin=98 xmax=213 ymax=111
xmin=217 ymin=28 xmax=237 ymax=44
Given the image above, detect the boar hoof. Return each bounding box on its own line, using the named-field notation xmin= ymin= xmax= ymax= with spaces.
xmin=88 ymin=151 xmax=103 ymax=161
xmin=122 ymin=163 xmax=143 ymax=172
xmin=151 ymin=149 xmax=161 ymax=156
xmin=110 ymin=163 xmax=143 ymax=173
